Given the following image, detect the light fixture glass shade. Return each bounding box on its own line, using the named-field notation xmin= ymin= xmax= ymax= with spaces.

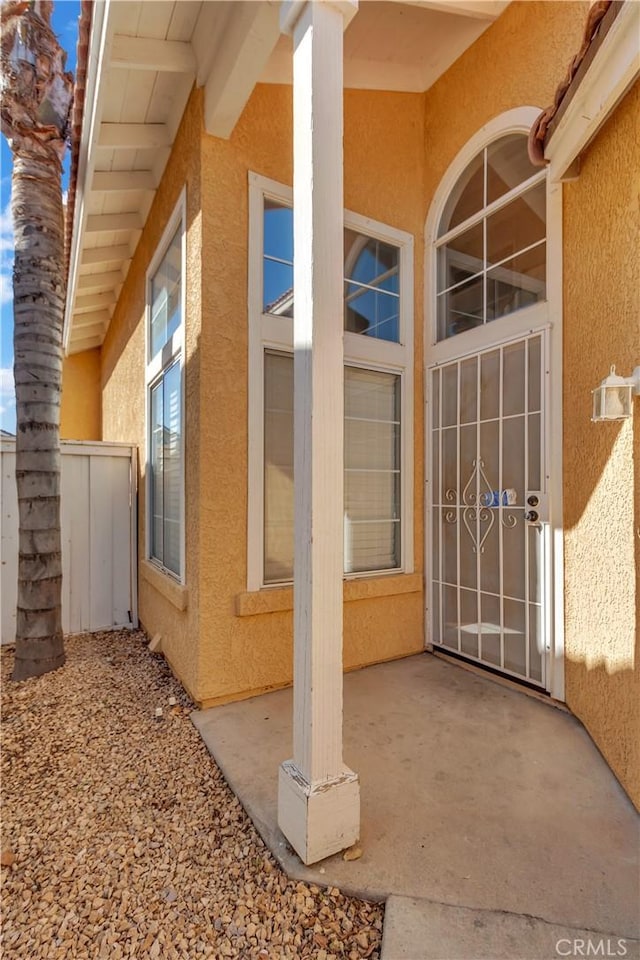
xmin=592 ymin=366 xmax=633 ymax=421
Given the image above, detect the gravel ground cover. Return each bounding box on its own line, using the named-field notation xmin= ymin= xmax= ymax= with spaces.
xmin=1 ymin=630 xmax=383 ymax=959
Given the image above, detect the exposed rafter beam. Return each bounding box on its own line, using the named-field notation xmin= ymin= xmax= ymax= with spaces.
xmin=92 ymin=170 xmax=156 ymax=193
xmin=204 ymin=1 xmax=281 ymax=139
xmin=392 ymin=0 xmax=507 ymax=20
xmin=75 ymin=291 xmax=116 ymax=312
xmin=73 ymin=310 xmax=110 ymax=330
xmin=98 ymin=123 xmax=170 ymax=150
xmin=77 ymin=271 xmax=123 ymax=291
xmin=85 ymin=213 xmax=142 ymax=234
xmin=192 ymin=2 xmax=231 ymax=85
xmin=110 ymin=34 xmax=196 ymax=73
xmin=81 ymin=244 xmax=131 ymax=266
xmin=69 ymin=335 xmax=103 ymax=354
xmin=70 ymin=322 xmax=106 ymax=341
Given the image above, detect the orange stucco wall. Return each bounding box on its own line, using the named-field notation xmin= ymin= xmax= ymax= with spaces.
xmin=421 ymin=0 xmax=588 ymax=210
xmin=100 ymin=81 xmax=427 ymax=707
xmin=562 ymin=81 xmax=640 ymax=810
xmin=90 ymin=0 xmax=638 ymax=805
xmin=100 ymin=90 xmax=203 ymax=700
xmin=196 ymin=84 xmax=426 ymax=705
xmin=60 ymin=348 xmax=102 ymax=440
xmin=192 ymin=0 xmax=589 ymax=707
xmin=419 ymin=0 xmax=638 ymax=808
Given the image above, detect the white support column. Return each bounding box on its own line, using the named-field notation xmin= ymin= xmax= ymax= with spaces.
xmin=277 ymin=0 xmax=360 ymax=866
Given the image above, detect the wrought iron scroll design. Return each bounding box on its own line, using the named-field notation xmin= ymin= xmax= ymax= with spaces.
xmin=444 ymin=487 xmax=456 ymax=525
xmin=500 ymin=511 xmax=517 ymax=530
xmin=442 ymin=457 xmax=519 ymax=551
xmin=462 ymin=458 xmax=494 ymax=554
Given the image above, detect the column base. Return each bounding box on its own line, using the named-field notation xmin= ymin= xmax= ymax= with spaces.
xmin=278 ymin=759 xmax=360 ymax=865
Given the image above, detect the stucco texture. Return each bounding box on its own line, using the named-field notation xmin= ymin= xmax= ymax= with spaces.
xmin=422 ymin=0 xmax=589 ymax=212
xmin=196 ymin=84 xmax=426 ymax=706
xmin=60 ymin=348 xmax=102 ymax=440
xmin=562 ymin=81 xmax=640 ymax=810
xmin=100 ymin=90 xmax=203 ymax=700
xmin=86 ymin=1 xmax=639 ymax=806
xmin=97 ymin=82 xmax=426 ymax=707
xmin=419 ymin=0 xmax=638 ymax=807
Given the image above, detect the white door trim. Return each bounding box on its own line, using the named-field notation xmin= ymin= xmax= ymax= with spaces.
xmin=423 ymin=108 xmax=564 ymax=700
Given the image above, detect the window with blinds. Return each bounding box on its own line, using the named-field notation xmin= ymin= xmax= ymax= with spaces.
xmin=150 ymin=360 xmax=181 ymax=575
xmin=147 ymin=201 xmax=184 ymax=581
xmin=264 ymin=353 xmax=294 ymax=583
xmin=248 ymin=173 xmax=413 ymax=591
xmin=263 ymin=356 xmax=401 ymax=583
xmin=344 ymin=367 xmax=401 ymax=573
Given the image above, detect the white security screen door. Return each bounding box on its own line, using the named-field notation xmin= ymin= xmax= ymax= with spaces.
xmin=430 ymin=333 xmax=548 ymax=686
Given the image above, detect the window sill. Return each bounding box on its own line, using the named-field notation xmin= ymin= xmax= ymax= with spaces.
xmin=235 ymin=572 xmax=422 ymax=617
xmin=140 ymin=559 xmax=188 ymax=611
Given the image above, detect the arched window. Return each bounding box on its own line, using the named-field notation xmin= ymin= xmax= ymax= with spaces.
xmin=435 ymin=132 xmax=546 ymax=341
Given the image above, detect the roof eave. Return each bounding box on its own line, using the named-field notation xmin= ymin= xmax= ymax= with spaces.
xmin=63 ymin=0 xmax=112 ymax=355
xmin=544 ymin=1 xmax=640 ymax=182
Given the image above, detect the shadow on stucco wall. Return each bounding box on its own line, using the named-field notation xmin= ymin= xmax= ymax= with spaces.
xmin=559 ymin=78 xmax=640 ymax=811
xmin=561 ymin=410 xmax=640 ymax=811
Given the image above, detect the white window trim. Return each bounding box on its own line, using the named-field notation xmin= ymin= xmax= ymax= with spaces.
xmin=426 ymin=107 xmax=547 ymax=356
xmin=248 ymin=171 xmax=414 ymax=592
xmin=436 ymin=167 xmax=547 ymax=250
xmin=145 ymin=188 xmax=186 ymax=584
xmin=423 ymin=108 xmax=565 ymax=701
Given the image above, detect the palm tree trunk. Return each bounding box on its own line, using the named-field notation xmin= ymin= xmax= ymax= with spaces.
xmin=1 ymin=1 xmax=72 ymax=680
xmin=11 ymin=147 xmax=65 ymax=680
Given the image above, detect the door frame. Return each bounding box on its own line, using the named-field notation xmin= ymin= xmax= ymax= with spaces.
xmin=423 ymin=107 xmax=565 ymax=701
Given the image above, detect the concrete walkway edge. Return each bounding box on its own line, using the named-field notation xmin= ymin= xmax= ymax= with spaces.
xmin=380 ymin=896 xmax=640 ymax=960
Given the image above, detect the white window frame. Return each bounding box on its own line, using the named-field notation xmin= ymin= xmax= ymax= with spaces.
xmin=425 ymin=108 xmax=555 ymax=362
xmin=435 ymin=169 xmax=547 ymax=327
xmin=248 ymin=172 xmax=414 ymax=591
xmin=423 ymin=107 xmax=565 ymax=701
xmin=145 ymin=188 xmax=186 ymax=584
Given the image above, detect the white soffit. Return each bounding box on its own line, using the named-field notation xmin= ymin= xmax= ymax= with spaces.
xmin=65 ymin=0 xmax=509 ymax=355
xmin=65 ymin=0 xmax=287 ymax=355
xmin=65 ymin=0 xmax=204 ymax=355
xmin=261 ymin=0 xmax=510 ymax=93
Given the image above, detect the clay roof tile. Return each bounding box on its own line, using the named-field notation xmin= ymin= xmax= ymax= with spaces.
xmin=528 ymin=0 xmax=617 ymax=166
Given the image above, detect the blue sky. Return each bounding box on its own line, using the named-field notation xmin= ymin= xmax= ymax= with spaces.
xmin=0 ymin=0 xmax=81 ymax=434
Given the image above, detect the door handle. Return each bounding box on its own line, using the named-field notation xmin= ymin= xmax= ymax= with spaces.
xmin=524 ymin=510 xmax=539 ymax=523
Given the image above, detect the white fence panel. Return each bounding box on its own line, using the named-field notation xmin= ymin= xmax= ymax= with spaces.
xmin=1 ymin=441 xmax=137 ymax=644
xmin=1 ymin=449 xmax=19 ymax=645
xmin=60 ymin=452 xmax=90 ymax=633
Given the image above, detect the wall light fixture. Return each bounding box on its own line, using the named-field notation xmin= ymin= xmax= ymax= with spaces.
xmin=592 ymin=365 xmax=640 ymax=421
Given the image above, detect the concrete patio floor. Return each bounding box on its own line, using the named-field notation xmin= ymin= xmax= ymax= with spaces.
xmin=193 ymin=654 xmax=639 ymax=959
